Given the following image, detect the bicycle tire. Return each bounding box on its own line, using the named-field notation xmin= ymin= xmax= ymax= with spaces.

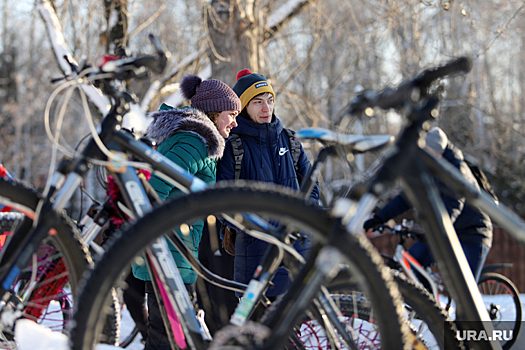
xmin=0 ymin=178 xmax=91 ymax=343
xmin=391 ymin=270 xmax=463 ymax=350
xmin=116 ymin=283 xmax=142 ymax=348
xmin=119 ymin=325 xmax=139 ymax=348
xmin=69 ymin=182 xmax=412 ymax=350
xmin=478 ymin=272 xmax=522 ymax=350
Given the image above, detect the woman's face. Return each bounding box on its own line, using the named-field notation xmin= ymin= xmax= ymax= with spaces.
xmin=216 ymin=110 xmax=239 ymax=138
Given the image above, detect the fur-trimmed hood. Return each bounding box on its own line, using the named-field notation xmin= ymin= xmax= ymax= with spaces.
xmin=146 ymin=107 xmax=225 ymax=159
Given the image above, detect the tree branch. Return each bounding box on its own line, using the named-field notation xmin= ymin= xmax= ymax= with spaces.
xmin=36 ymin=0 xmax=149 ymax=132
xmin=477 ymin=1 xmax=525 ymax=57
xmin=265 ymin=0 xmax=311 ymax=40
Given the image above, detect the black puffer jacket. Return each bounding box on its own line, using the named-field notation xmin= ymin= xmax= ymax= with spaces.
xmin=217 ymin=114 xmax=319 ymax=297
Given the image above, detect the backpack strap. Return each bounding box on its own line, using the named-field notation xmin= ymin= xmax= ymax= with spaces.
xmin=284 ymin=128 xmax=300 ymax=174
xmin=229 ymin=134 xmax=244 ymax=180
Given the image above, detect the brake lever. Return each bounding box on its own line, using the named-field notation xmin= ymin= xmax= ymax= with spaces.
xmin=63 ymin=54 xmax=79 ymax=74
xmin=51 ymin=76 xmax=67 ymax=84
xmin=50 ymin=55 xmax=80 ymax=83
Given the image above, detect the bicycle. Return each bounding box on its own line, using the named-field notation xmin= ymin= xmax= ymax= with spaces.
xmin=68 ymin=58 xmax=482 ymax=350
xmin=322 ymin=55 xmax=525 ymax=350
xmin=0 ymin=34 xmax=184 ymax=346
xmin=58 ymin=50 xmax=434 ymax=346
xmin=373 ymin=219 xmax=522 ymax=350
xmin=0 ymin=33 xmax=252 ymax=349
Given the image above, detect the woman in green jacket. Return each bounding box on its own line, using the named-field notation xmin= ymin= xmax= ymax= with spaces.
xmin=134 ymin=75 xmax=241 ymax=350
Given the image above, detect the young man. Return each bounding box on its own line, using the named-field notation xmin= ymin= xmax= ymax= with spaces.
xmin=363 ymin=127 xmax=492 ymax=282
xmin=216 ymin=69 xmax=319 ymax=298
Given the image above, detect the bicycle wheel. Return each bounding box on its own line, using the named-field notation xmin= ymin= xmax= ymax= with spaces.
xmin=261 ymin=268 xmax=462 ymax=350
xmin=69 ymin=182 xmax=413 ymax=350
xmin=392 ymin=270 xmax=463 ymax=350
xmin=0 ymin=178 xmax=90 ymax=346
xmin=478 ymin=272 xmax=522 ymax=350
xmin=255 ymin=284 xmax=382 ymax=349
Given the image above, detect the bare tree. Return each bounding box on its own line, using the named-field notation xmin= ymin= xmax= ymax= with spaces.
xmin=4 ymin=0 xmax=525 ymax=213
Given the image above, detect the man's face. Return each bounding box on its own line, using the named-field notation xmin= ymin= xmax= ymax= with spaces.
xmin=246 ymin=93 xmax=274 ymax=124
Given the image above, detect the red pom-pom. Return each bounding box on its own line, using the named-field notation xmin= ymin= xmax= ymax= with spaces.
xmin=236 ymin=68 xmax=252 ymax=81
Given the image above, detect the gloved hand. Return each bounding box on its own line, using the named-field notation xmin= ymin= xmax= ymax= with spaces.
xmin=363 ymin=216 xmax=383 ymax=232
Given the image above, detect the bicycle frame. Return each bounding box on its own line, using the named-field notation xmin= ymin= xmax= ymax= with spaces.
xmin=379 ymin=224 xmax=446 ymax=307
xmin=393 ymin=245 xmax=440 ymax=297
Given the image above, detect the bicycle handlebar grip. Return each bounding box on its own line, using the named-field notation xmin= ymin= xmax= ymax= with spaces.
xmin=147 ymin=33 xmax=168 ymax=74
xmin=130 ymin=34 xmax=168 ymax=75
xmin=415 ymin=57 xmax=472 ymax=89
xmin=348 ymin=57 xmax=472 ymax=113
xmin=148 ymin=34 xmax=165 ymax=58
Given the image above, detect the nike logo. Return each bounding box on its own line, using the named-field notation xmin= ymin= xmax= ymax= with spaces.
xmin=279 ymin=148 xmax=289 ymax=156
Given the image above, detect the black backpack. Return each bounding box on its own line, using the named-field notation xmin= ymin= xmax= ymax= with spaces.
xmin=229 ymin=129 xmax=301 ymax=181
xmin=465 ymin=160 xmax=498 ymax=202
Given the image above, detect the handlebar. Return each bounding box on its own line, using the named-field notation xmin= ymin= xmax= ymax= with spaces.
xmin=348 ymin=57 xmax=472 ymax=114
xmin=374 ymin=221 xmax=426 ymax=241
xmin=53 ymin=33 xmax=169 ymax=84
xmin=96 ymin=33 xmax=168 ymax=80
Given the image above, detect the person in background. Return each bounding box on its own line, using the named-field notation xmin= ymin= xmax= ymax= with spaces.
xmin=363 ymin=127 xmax=492 ymax=283
xmin=216 ymin=69 xmax=319 ymax=299
xmin=133 ymin=74 xmax=241 ymax=350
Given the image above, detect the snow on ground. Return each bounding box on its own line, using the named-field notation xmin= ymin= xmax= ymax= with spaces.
xmin=16 ymin=302 xmax=143 ymax=350
xmin=14 ymin=295 xmax=525 ymax=350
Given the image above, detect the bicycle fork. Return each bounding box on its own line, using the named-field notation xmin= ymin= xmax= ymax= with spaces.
xmin=146 ymin=237 xmax=210 ymax=350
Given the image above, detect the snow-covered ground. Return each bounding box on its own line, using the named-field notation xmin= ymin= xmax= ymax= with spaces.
xmin=15 ymin=304 xmax=141 ymax=350
xmin=14 ymin=295 xmax=525 ymax=350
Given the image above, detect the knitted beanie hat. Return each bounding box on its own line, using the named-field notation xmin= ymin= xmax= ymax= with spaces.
xmin=233 ymin=69 xmax=275 ymax=110
xmin=425 ymin=127 xmax=448 ymax=154
xmin=180 ymin=75 xmax=241 ymax=113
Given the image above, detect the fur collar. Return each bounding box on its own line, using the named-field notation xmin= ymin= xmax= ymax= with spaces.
xmin=146 ymin=107 xmax=225 ymax=159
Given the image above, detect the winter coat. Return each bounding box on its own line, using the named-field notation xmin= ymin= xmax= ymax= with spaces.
xmin=216 ymin=114 xmax=319 ymax=296
xmin=374 ymin=142 xmax=492 ymax=247
xmin=132 ymin=105 xmax=225 ymax=284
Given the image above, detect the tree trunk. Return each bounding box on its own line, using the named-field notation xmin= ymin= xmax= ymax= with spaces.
xmin=207 ymin=0 xmax=262 ymax=86
xmin=103 ymin=0 xmax=128 ymax=53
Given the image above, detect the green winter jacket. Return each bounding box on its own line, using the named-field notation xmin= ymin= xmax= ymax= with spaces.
xmin=132 ymin=104 xmax=225 ymax=284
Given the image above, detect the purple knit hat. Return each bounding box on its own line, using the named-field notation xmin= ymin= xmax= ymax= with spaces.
xmin=180 ymin=75 xmax=241 ymax=113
